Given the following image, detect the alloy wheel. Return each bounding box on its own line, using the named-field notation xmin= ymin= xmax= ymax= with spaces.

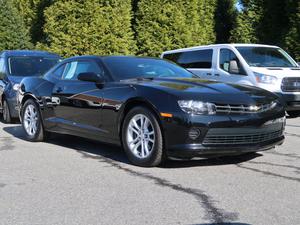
xmin=126 ymin=114 xmax=155 ymax=158
xmin=23 ymin=104 xmax=38 ymax=136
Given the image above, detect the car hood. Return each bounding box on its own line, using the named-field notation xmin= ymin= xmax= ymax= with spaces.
xmin=130 ymin=77 xmax=278 ymax=105
xmin=251 ymin=67 xmax=300 ymax=78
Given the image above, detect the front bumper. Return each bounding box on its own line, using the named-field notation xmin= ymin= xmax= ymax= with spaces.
xmin=163 ymin=111 xmax=286 ymax=158
xmin=275 ymin=93 xmax=300 ymax=111
xmin=167 ymin=136 xmax=284 ymax=158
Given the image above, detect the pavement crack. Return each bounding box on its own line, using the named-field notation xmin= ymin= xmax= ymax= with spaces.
xmin=237 ymin=164 xmax=300 ymax=183
xmin=79 ymin=151 xmax=239 ymax=224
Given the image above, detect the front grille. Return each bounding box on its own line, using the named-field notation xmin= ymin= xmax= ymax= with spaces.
xmin=215 ymin=102 xmax=276 ymax=114
xmin=281 ymin=77 xmax=300 ymax=92
xmin=203 ymin=130 xmax=283 ymax=145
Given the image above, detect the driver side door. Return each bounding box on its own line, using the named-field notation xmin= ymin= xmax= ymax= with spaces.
xmin=218 ymin=48 xmax=248 ymax=84
xmin=52 ymin=59 xmax=106 ymax=136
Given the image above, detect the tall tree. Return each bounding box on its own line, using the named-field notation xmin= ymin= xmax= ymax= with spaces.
xmin=284 ymin=0 xmax=300 ymax=61
xmin=214 ymin=0 xmax=237 ymax=43
xmin=40 ymin=0 xmax=136 ymax=57
xmin=230 ymin=0 xmax=262 ymax=43
xmin=230 ymin=0 xmax=299 ymax=60
xmin=134 ymin=0 xmax=217 ymax=57
xmin=14 ymin=0 xmax=53 ymax=44
xmin=0 ymin=0 xmax=32 ymax=50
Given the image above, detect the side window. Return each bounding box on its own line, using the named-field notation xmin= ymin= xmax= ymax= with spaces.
xmin=0 ymin=57 xmax=5 ymax=79
xmin=219 ymin=49 xmax=246 ymax=75
xmin=51 ymin=64 xmax=66 ymax=79
xmin=62 ymin=60 xmax=103 ymax=80
xmin=163 ymin=53 xmax=181 ymax=64
xmin=164 ymin=50 xmax=213 ymax=69
xmin=168 ymin=50 xmax=213 ymax=69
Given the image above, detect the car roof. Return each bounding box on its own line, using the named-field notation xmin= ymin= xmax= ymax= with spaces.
xmin=62 ymin=55 xmax=163 ymax=62
xmin=162 ymin=43 xmax=280 ymax=55
xmin=0 ymin=50 xmax=60 ymax=58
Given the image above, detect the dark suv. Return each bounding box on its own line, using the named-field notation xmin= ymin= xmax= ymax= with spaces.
xmin=0 ymin=50 xmax=61 ymax=123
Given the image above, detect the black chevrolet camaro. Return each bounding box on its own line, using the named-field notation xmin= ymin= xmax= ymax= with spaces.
xmin=18 ymin=56 xmax=285 ymax=167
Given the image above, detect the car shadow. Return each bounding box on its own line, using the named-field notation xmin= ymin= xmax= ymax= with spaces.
xmin=3 ymin=125 xmax=261 ymax=168
xmin=192 ymin=223 xmax=251 ymax=225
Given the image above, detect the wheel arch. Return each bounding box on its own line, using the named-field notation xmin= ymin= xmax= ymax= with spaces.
xmin=19 ymin=93 xmax=41 ymax=121
xmin=118 ymin=98 xmax=165 ymax=145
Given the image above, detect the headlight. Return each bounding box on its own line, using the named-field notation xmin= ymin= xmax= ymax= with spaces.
xmin=178 ymin=100 xmax=216 ymax=115
xmin=13 ymin=84 xmax=20 ymax=91
xmin=254 ymin=72 xmax=277 ymax=84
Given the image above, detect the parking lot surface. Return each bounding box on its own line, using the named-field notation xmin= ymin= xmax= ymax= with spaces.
xmin=0 ymin=117 xmax=299 ymax=225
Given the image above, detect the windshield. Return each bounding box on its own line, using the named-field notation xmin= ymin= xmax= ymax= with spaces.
xmin=236 ymin=47 xmax=298 ymax=68
xmin=8 ymin=56 xmax=60 ymax=76
xmin=102 ymin=57 xmax=195 ymax=80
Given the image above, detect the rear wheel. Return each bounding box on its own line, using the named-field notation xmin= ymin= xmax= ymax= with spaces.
xmin=2 ymin=99 xmax=12 ymax=123
xmin=122 ymin=106 xmax=164 ymax=167
xmin=287 ymin=111 xmax=300 ymax=118
xmin=21 ymin=99 xmax=46 ymax=142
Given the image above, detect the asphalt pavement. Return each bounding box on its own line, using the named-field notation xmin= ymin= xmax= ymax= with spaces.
xmin=0 ymin=117 xmax=299 ymax=225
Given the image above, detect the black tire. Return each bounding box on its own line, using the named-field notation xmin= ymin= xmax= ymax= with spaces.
xmin=21 ymin=99 xmax=46 ymax=142
xmin=2 ymin=99 xmax=12 ymax=123
xmin=122 ymin=106 xmax=165 ymax=167
xmin=287 ymin=111 xmax=300 ymax=118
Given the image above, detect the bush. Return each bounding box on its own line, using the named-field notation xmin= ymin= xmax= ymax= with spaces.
xmin=41 ymin=0 xmax=136 ymax=57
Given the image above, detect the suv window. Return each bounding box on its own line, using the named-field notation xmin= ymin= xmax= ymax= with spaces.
xmin=164 ymin=49 xmax=213 ymax=69
xmin=219 ymin=49 xmax=246 ymax=75
xmin=62 ymin=60 xmax=103 ymax=80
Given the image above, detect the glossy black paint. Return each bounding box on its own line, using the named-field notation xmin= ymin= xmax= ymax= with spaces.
xmin=18 ymin=56 xmax=285 ymax=157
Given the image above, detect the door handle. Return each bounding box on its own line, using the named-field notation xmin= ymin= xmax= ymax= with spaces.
xmin=56 ymin=87 xmax=63 ymax=93
xmin=206 ymin=73 xmax=212 ymax=76
xmin=214 ymin=74 xmax=220 ymax=76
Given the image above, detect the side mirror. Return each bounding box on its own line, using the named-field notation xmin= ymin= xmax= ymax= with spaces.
xmin=229 ymin=60 xmax=240 ymax=74
xmin=77 ymin=72 xmax=104 ymax=84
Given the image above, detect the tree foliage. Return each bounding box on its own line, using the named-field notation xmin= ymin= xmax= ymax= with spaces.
xmin=40 ymin=0 xmax=136 ymax=57
xmin=284 ymin=0 xmax=300 ymax=61
xmin=215 ymin=0 xmax=237 ymax=43
xmin=0 ymin=0 xmax=299 ymax=60
xmin=134 ymin=0 xmax=217 ymax=57
xmin=230 ymin=0 xmax=262 ymax=43
xmin=0 ymin=0 xmax=32 ymax=50
xmin=230 ymin=0 xmax=300 ymax=60
xmin=14 ymin=0 xmax=53 ymax=44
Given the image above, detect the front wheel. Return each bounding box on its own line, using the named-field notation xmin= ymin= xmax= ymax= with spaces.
xmin=122 ymin=107 xmax=164 ymax=167
xmin=22 ymin=99 xmax=46 ymax=142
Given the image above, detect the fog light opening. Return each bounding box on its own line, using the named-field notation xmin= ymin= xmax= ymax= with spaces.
xmin=189 ymin=128 xmax=201 ymax=140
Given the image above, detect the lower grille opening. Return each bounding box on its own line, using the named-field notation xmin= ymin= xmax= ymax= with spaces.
xmin=203 ymin=130 xmax=283 ymax=145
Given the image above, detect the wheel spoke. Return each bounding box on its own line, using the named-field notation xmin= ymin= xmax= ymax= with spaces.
xmin=144 ymin=141 xmax=150 ymax=155
xmin=129 ymin=125 xmax=139 ymax=135
xmin=129 ymin=136 xmax=139 ymax=145
xmin=133 ymin=141 xmax=141 ymax=155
